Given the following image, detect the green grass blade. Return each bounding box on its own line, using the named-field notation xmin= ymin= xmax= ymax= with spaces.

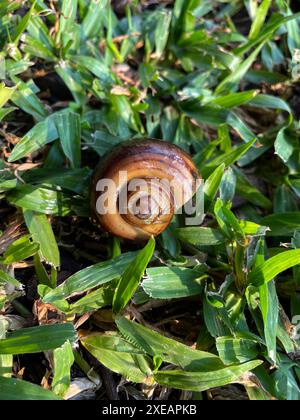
xmin=261 ymin=213 xmax=300 ymax=236
xmin=24 ymin=210 xmax=60 ymax=269
xmin=249 ymin=0 xmax=272 ymax=40
xmin=143 ymin=267 xmax=205 ymax=299
xmin=175 ymin=227 xmax=225 ymax=246
xmin=202 ymin=138 xmax=256 ymax=178
xmin=7 ymin=186 xmax=72 ymax=215
xmin=249 ymin=250 xmax=300 ymax=286
xmin=0 ymin=82 xmax=16 ymax=108
xmin=154 ymin=360 xmax=263 ymax=392
xmin=7 ymin=115 xmax=58 ymax=162
xmin=1 ymin=236 xmax=39 ymax=265
xmin=204 ymin=163 xmax=226 ymax=211
xmin=216 ymin=43 xmax=266 ymax=94
xmin=81 ymin=333 xmax=151 ymax=384
xmin=53 ymin=110 xmax=81 ymax=168
xmin=0 ymin=377 xmax=62 ymax=400
xmin=43 ymin=252 xmax=139 ymax=303
xmin=0 ymin=324 xmax=77 ymax=355
xmin=113 ymin=237 xmax=155 ymax=313
xmin=52 ymin=341 xmax=74 ymax=397
xmin=216 ymin=336 xmax=260 ymax=365
xmin=209 ymin=90 xmax=259 ymax=108
xmin=116 ymin=316 xmax=225 ymax=372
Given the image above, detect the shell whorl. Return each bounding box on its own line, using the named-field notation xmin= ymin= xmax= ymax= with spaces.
xmin=91 ymin=139 xmax=201 ymax=241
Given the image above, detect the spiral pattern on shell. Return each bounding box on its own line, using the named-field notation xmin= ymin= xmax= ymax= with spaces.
xmin=91 ymin=139 xmax=201 ymax=241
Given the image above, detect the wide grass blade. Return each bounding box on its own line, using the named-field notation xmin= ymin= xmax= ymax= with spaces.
xmin=216 ymin=336 xmax=260 ymax=364
xmin=0 ymin=324 xmax=77 ymax=354
xmin=24 ymin=210 xmax=60 ymax=268
xmin=202 ymin=139 xmax=256 ymax=178
xmin=0 ymin=82 xmax=16 ymax=108
xmin=154 ymin=360 xmax=263 ymax=392
xmin=116 ymin=316 xmax=225 ymax=372
xmin=53 ymin=110 xmax=81 ymax=168
xmin=0 ymin=377 xmax=62 ymax=400
xmin=7 ymin=115 xmax=58 ymax=162
xmin=81 ymin=333 xmax=151 ymax=384
xmin=249 ymin=250 xmax=300 ymax=286
xmin=216 ymin=44 xmax=266 ymax=94
xmin=204 ymin=163 xmax=225 ymax=212
xmin=7 ymin=185 xmax=72 ymax=215
xmin=113 ymin=238 xmax=155 ymax=313
xmin=81 ymin=0 xmax=108 ymax=39
xmin=68 ymin=286 xmax=114 ymax=315
xmin=52 ymin=341 xmax=74 ymax=397
xmin=43 ymin=252 xmax=138 ymax=303
xmin=249 ymin=0 xmax=272 ymax=40
xmin=0 ymin=236 xmax=39 ymax=265
xmin=175 ymin=227 xmax=225 ymax=246
xmin=143 ymin=267 xmax=205 ymax=299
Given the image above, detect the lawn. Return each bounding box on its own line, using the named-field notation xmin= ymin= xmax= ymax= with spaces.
xmin=0 ymin=0 xmax=300 ymax=401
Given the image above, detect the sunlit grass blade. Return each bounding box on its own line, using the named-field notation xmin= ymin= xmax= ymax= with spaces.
xmin=53 ymin=110 xmax=81 ymax=168
xmin=116 ymin=316 xmax=224 ymax=372
xmin=52 ymin=341 xmax=74 ymax=397
xmin=113 ymin=237 xmax=155 ymax=313
xmin=7 ymin=115 xmax=58 ymax=162
xmin=249 ymin=0 xmax=272 ymax=40
xmin=143 ymin=267 xmax=205 ymax=299
xmin=24 ymin=210 xmax=60 ymax=268
xmin=154 ymin=360 xmax=263 ymax=392
xmin=216 ymin=43 xmax=266 ymax=94
xmin=81 ymin=332 xmax=151 ymax=384
xmin=0 ymin=236 xmax=39 ymax=265
xmin=43 ymin=252 xmax=138 ymax=303
xmin=249 ymin=250 xmax=300 ymax=286
xmin=0 ymin=324 xmax=77 ymax=354
xmin=0 ymin=82 xmax=16 ymax=108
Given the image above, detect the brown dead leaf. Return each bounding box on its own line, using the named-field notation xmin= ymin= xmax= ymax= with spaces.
xmin=33 ymin=299 xmax=67 ymax=325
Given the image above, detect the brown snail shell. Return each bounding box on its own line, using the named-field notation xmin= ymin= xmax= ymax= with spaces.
xmin=91 ymin=139 xmax=201 ymax=241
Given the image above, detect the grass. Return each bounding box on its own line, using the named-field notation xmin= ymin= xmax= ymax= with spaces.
xmin=0 ymin=0 xmax=300 ymax=401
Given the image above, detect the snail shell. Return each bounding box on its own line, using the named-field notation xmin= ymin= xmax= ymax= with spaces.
xmin=91 ymin=139 xmax=201 ymax=241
